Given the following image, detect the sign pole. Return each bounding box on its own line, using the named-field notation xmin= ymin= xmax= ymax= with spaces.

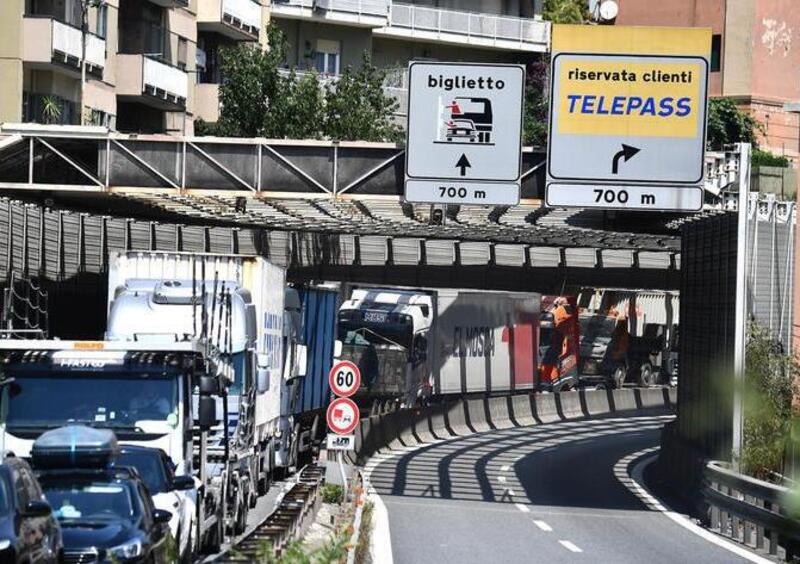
xmin=732 ymin=142 xmax=751 ymax=466
xmin=338 ymin=451 xmax=348 ymax=499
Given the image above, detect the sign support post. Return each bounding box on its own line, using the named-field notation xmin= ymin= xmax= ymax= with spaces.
xmin=732 ymin=142 xmax=751 ymax=467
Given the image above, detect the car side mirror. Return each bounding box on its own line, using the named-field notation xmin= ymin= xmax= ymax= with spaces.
xmin=22 ymin=500 xmax=52 ymax=518
xmin=172 ymin=475 xmax=194 ymax=491
xmin=153 ymin=509 xmax=172 ymax=524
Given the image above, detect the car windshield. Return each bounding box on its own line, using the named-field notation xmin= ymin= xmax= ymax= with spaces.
xmin=3 ymin=371 xmax=178 ymax=431
xmin=115 ymin=451 xmax=170 ymax=495
xmin=43 ymin=481 xmax=135 ymax=523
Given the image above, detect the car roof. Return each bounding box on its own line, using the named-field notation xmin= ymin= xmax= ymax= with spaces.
xmin=117 ymin=445 xmax=167 ymax=457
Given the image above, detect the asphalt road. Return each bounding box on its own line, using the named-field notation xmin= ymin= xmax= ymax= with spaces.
xmin=368 ymin=414 xmax=754 ymax=564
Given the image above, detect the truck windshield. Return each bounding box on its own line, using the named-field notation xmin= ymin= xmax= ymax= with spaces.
xmin=43 ymin=480 xmax=135 ymax=523
xmin=338 ymin=322 xmax=412 ymax=350
xmin=3 ymin=372 xmax=178 ymax=432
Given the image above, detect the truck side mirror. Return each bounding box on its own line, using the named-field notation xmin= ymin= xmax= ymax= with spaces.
xmin=199 ymin=376 xmax=218 ymax=395
xmin=296 ymin=345 xmax=307 ymax=378
xmin=333 ymin=340 xmax=343 ymax=359
xmin=198 ymin=397 xmax=217 ymax=429
xmin=257 ymin=353 xmax=270 ymax=393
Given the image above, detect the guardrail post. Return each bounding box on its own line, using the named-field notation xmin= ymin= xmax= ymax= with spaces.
xmin=710 ymin=481 xmax=720 ymax=531
xmin=755 ymin=498 xmax=765 ymax=549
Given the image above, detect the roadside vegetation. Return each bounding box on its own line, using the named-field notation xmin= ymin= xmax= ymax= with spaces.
xmin=196 ymin=25 xmax=400 ymax=142
xmin=741 ymin=324 xmax=800 ymax=481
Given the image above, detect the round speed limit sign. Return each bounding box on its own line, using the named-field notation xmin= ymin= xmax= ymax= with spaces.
xmin=329 ymin=360 xmax=361 ymax=398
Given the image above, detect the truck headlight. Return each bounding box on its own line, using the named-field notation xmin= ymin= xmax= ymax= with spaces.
xmin=109 ymin=539 xmax=143 ymax=560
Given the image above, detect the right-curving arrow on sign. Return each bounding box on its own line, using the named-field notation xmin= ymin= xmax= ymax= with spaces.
xmin=611 ymin=144 xmax=641 ymax=174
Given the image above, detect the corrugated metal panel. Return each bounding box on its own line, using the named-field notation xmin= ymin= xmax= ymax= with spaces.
xmin=295 ymin=287 xmax=339 ymax=414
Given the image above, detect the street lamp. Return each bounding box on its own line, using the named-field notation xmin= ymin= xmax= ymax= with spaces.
xmin=79 ymin=0 xmax=106 ymax=126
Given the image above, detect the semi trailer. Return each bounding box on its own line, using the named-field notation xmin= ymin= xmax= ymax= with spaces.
xmin=337 ymin=286 xmax=544 ymax=405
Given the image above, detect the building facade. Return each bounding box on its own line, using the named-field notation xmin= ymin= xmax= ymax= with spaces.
xmin=0 ymin=0 xmax=547 ymax=134
xmin=611 ymin=0 xmax=800 ymax=162
xmin=0 ymin=0 xmax=270 ymax=135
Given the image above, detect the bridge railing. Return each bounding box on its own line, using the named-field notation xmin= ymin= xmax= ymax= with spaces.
xmin=704 ymin=460 xmax=800 ymax=561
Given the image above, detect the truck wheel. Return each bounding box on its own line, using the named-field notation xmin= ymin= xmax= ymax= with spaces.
xmin=613 ymin=366 xmax=626 ymax=389
xmin=638 ymin=363 xmax=656 ymax=387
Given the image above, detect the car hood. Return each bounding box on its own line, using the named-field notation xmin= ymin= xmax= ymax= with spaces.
xmin=60 ymin=520 xmax=140 ymax=550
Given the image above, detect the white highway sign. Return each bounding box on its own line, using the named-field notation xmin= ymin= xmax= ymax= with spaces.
xmin=546 ymin=183 xmax=703 ymax=211
xmin=326 ymin=434 xmax=355 ymax=451
xmin=405 ymin=62 xmax=524 ymax=204
xmin=405 ymin=179 xmax=520 ymax=206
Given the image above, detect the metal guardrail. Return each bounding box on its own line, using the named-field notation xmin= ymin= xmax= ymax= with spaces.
xmin=703 ymin=460 xmax=800 ymax=560
xmin=215 ymin=464 xmax=323 ymax=561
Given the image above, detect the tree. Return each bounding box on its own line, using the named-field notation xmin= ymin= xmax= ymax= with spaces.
xmin=199 ymin=26 xmax=400 ymax=142
xmin=542 ymin=0 xmax=590 ymax=25
xmin=522 ymin=1 xmax=590 ymax=146
xmin=706 ymin=98 xmax=762 ymax=150
xmin=323 ymin=53 xmax=402 ymax=142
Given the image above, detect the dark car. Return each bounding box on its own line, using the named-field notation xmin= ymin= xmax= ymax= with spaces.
xmin=37 ymin=466 xmax=172 ymax=564
xmin=0 ymin=456 xmax=62 ymax=563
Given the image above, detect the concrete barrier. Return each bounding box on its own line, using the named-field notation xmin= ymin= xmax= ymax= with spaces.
xmin=580 ymin=389 xmax=612 ymax=417
xmin=486 ymin=396 xmax=514 ymax=430
xmin=427 ymin=402 xmax=451 ymax=439
xmin=445 ymin=400 xmax=472 ymax=436
xmin=465 ymin=398 xmax=492 ymax=433
xmin=556 ymin=391 xmax=583 ymax=419
xmin=639 ymin=387 xmax=668 ymax=409
xmin=534 ymin=393 xmax=560 ymax=423
xmin=612 ymin=389 xmax=638 ymax=412
xmin=510 ymin=393 xmax=537 ymax=427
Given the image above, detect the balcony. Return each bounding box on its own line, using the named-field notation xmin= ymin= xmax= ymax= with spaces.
xmin=117 ymin=55 xmax=189 ymax=110
xmin=376 ymin=3 xmax=550 ymax=52
xmin=198 ymin=0 xmax=262 ymax=41
xmin=146 ymin=0 xmax=189 ymax=7
xmin=22 ymin=17 xmax=106 ymax=78
xmin=271 ymin=0 xmax=389 ymax=28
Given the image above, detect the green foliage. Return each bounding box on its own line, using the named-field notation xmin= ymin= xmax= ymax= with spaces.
xmin=322 ymin=483 xmax=344 ymax=504
xmin=741 ymin=324 xmax=799 ymax=480
xmin=240 ymin=535 xmax=348 ymax=564
xmin=752 ymin=149 xmax=790 ymax=168
xmin=523 ymin=60 xmax=549 ymax=147
xmin=202 ymin=25 xmax=399 ymax=142
xmin=542 ymin=0 xmax=590 ymax=24
xmin=706 ymin=98 xmax=763 ymax=150
xmin=324 ymin=53 xmax=402 ymax=142
xmin=40 ymin=96 xmax=63 ymax=125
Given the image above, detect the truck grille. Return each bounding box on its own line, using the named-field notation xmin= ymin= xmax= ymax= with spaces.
xmin=63 ymin=549 xmax=100 ymax=563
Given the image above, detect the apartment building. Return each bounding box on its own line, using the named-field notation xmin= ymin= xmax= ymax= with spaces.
xmin=0 ymin=0 xmax=269 ymax=135
xmin=608 ymin=0 xmax=800 ymax=161
xmin=270 ymin=0 xmax=549 ymax=113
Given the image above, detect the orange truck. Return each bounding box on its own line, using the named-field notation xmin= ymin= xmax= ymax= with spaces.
xmin=538 ymin=296 xmax=580 ymax=392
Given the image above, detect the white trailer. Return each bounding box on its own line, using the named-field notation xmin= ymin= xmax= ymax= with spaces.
xmin=337 ymin=286 xmax=540 ymax=404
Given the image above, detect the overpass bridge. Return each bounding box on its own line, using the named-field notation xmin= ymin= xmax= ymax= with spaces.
xmin=0 ymin=125 xmax=741 ymax=318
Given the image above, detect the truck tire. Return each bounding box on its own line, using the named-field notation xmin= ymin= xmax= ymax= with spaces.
xmin=613 ymin=366 xmax=626 ymax=389
xmin=638 ymin=362 xmax=656 ymax=387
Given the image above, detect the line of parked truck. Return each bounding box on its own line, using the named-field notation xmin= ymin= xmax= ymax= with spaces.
xmin=0 ymin=251 xmax=679 ymax=562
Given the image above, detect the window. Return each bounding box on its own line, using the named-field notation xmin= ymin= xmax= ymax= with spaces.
xmin=177 ymin=37 xmax=188 ymax=71
xmin=711 ymin=34 xmax=722 ymax=72
xmin=95 ymin=3 xmax=108 ymax=39
xmin=314 ymin=39 xmax=340 ymax=75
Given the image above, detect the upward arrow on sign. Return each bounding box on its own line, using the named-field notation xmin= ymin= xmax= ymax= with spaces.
xmin=455 ymin=154 xmax=471 ymax=176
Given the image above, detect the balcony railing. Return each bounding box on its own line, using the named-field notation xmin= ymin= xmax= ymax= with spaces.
xmin=271 ymin=0 xmax=389 ymax=25
xmin=222 ymin=0 xmax=262 ymax=33
xmin=381 ymin=3 xmax=549 ymax=50
xmin=143 ymin=56 xmax=189 ymax=101
xmin=52 ymin=19 xmax=106 ymax=69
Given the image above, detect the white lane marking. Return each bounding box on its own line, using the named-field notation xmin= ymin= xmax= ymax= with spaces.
xmin=533 ymin=520 xmax=553 ymax=532
xmin=515 ymin=503 xmax=531 ymax=513
xmin=559 ymin=540 xmax=583 ymax=553
xmin=506 ymin=489 xmax=517 ymax=497
xmin=501 ymin=464 xmax=511 ymax=472
xmin=497 ymin=475 xmax=507 ymax=483
xmin=620 ymin=448 xmax=774 ymax=564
